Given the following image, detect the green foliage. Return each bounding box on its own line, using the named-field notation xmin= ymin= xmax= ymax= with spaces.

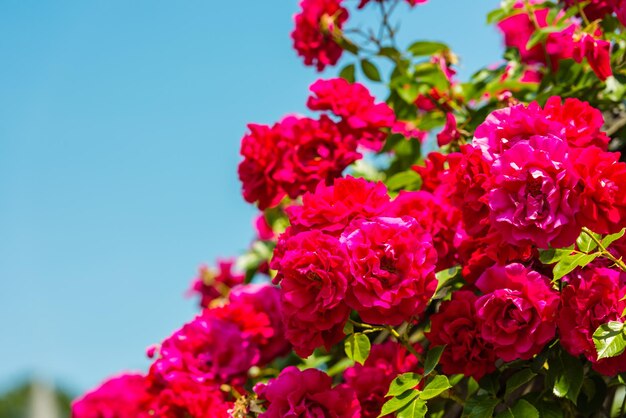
xmin=387 ymin=373 xmax=422 ymax=397
xmin=548 ymin=351 xmax=584 ymax=404
xmin=423 ymin=345 xmax=445 ymax=376
xmin=593 ymin=321 xmax=626 ymax=360
xmin=344 ymin=332 xmax=371 ymax=365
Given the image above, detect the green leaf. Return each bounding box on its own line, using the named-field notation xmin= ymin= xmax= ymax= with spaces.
xmin=551 ymin=351 xmax=584 ymax=404
xmin=385 ymin=170 xmax=422 ymax=191
xmin=339 ymin=64 xmax=356 ymax=83
xmin=378 ymin=390 xmax=420 ymax=417
xmin=539 ymin=248 xmax=572 ymax=264
xmin=505 ymin=369 xmax=536 ymax=396
xmin=602 ymin=228 xmax=626 ymax=248
xmin=526 ymin=27 xmax=565 ymax=50
xmin=420 ymin=375 xmax=451 ymax=400
xmin=464 ymin=395 xmax=500 ymax=418
xmin=407 ymin=41 xmax=448 ymax=56
xmin=553 ymin=253 xmax=599 ymax=281
xmin=396 ymin=399 xmax=428 ymax=418
xmin=577 ymin=231 xmax=599 ymax=253
xmin=396 ymin=82 xmax=421 ymax=104
xmin=361 ymin=59 xmax=382 ymax=82
xmin=510 ymin=399 xmax=539 ymax=418
xmin=486 ymin=9 xmax=507 ymax=24
xmin=423 ymin=346 xmax=446 ymax=376
xmin=387 ymin=373 xmax=422 ymax=397
xmin=344 ymin=332 xmax=371 ymax=365
xmin=593 ymin=321 xmax=626 ymax=360
xmin=378 ymin=46 xmax=401 ymax=60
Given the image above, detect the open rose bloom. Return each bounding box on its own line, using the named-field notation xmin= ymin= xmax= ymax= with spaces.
xmin=73 ymin=0 xmax=626 ymax=417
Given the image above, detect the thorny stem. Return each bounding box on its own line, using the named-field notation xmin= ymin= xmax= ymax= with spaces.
xmin=582 ymin=227 xmax=626 ymax=272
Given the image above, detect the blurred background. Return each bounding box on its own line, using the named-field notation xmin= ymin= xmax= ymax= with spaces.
xmin=0 ymin=0 xmax=500 ymax=415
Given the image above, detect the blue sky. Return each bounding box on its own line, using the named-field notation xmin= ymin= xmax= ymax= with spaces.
xmin=0 ymin=0 xmax=500 ymax=394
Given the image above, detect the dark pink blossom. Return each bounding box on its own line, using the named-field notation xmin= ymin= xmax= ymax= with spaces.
xmin=271 ymin=230 xmax=351 ymax=357
xmin=307 ymin=78 xmax=395 ymax=151
xmin=488 ymin=135 xmax=580 ymax=248
xmin=292 ymin=0 xmax=348 ymax=71
xmin=341 ymin=216 xmax=438 ymax=325
xmin=559 ymin=267 xmax=626 ymax=376
xmin=475 ymin=264 xmax=559 ymax=361
xmin=254 ymin=366 xmax=360 ymax=418
xmin=426 ymin=290 xmax=497 ymax=381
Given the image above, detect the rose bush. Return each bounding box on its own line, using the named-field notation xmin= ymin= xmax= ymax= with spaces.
xmin=73 ymin=0 xmax=626 ymax=417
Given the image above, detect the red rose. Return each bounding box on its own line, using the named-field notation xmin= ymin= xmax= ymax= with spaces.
xmin=341 ymin=216 xmax=438 ymax=325
xmin=389 ymin=190 xmax=461 ymax=271
xmin=271 ymin=230 xmax=351 ymax=357
xmin=292 ymin=0 xmax=348 ymax=71
xmin=238 ymin=123 xmax=287 ymax=209
xmin=307 ymin=78 xmax=395 ymax=151
xmin=426 ymin=290 xmax=497 ymax=380
xmin=72 ymin=373 xmax=152 ymax=418
xmin=572 ymin=147 xmax=626 ymax=235
xmin=286 ymin=176 xmax=391 ymax=236
xmin=559 ymin=267 xmax=626 ymax=376
xmin=542 ymin=96 xmax=609 ymax=150
xmin=255 ymin=366 xmax=360 ymax=418
xmin=475 ymin=264 xmax=559 ymax=361
xmin=238 ymin=116 xmax=360 ymax=210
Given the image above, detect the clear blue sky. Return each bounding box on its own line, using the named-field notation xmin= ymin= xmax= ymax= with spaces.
xmin=0 ymin=0 xmax=500 ymax=394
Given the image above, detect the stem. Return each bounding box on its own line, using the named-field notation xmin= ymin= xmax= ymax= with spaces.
xmin=387 ymin=325 xmax=422 ymax=360
xmin=582 ymin=227 xmax=626 ymax=272
xmin=349 ymin=318 xmax=386 ymax=331
xmin=606 ymin=112 xmax=626 ymax=136
xmin=576 ymin=2 xmax=591 ymax=27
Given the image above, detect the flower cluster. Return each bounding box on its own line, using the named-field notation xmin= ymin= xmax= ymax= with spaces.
xmin=559 ymin=266 xmax=626 ymax=375
xmin=272 ymin=176 xmax=438 ymax=356
xmin=467 ymin=97 xmax=625 ymax=249
xmin=74 ymin=0 xmax=626 ymax=416
xmin=254 ymin=366 xmax=361 ymax=417
xmin=564 ymin=0 xmax=626 ymax=26
xmin=497 ymin=1 xmax=612 ymax=80
xmin=239 ymin=78 xmax=393 ymax=209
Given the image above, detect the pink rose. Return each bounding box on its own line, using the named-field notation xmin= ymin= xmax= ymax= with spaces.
xmin=559 ymin=267 xmax=626 ymax=376
xmin=271 ymin=230 xmax=351 ymax=357
xmin=286 ymin=176 xmax=391 ymax=236
xmin=72 ymin=373 xmax=151 ymax=418
xmin=341 ymin=216 xmax=438 ymax=325
xmin=489 ymin=135 xmax=580 ymax=248
xmin=307 ymin=78 xmax=395 ymax=151
xmin=292 ymin=0 xmax=348 ymax=71
xmin=426 ymin=290 xmax=497 ymax=380
xmin=255 ymin=366 xmax=360 ymax=418
xmin=475 ymin=264 xmax=559 ymax=361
